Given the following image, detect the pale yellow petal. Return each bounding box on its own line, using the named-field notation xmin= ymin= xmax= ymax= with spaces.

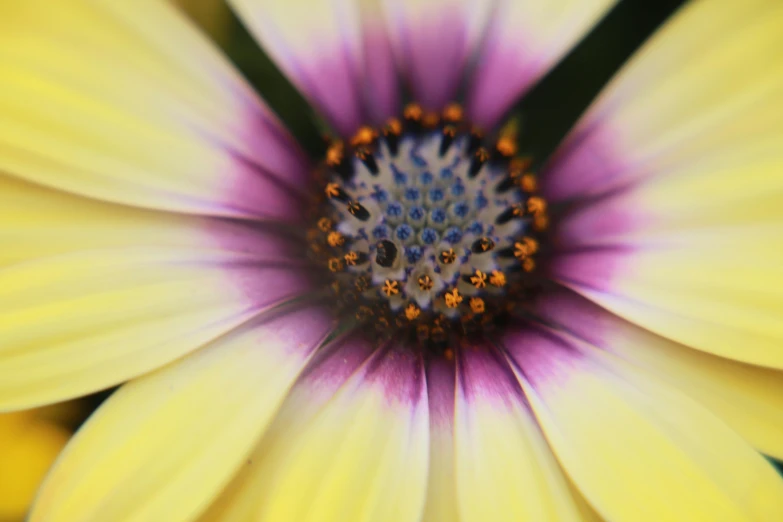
xmin=507 ymin=328 xmax=783 ymax=522
xmin=468 ymin=0 xmax=617 ymax=127
xmin=229 ymin=0 xmax=370 ymax=135
xmin=546 ymin=0 xmax=783 ymax=369
xmin=0 ymin=0 xmax=308 ymax=219
xmin=0 ymin=174 xmax=303 ymax=268
xmin=534 ymin=290 xmax=783 ymax=461
xmin=543 ymin=0 xmax=783 ymax=203
xmin=421 ymin=357 xmax=458 ymax=522
xmin=454 ymin=348 xmax=586 ymax=522
xmin=200 ymin=339 xmax=429 ymax=522
xmin=0 ymin=248 xmax=312 ymax=410
xmin=31 ymin=307 xmax=335 ymax=522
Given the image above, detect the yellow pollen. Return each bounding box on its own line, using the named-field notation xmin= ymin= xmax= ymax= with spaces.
xmin=344 ymin=251 xmax=359 ymax=265
xmin=522 ymin=257 xmax=536 ymax=272
xmin=384 ymin=118 xmax=402 ymax=136
xmin=418 ymin=275 xmax=434 ymax=291
xmin=317 ymin=217 xmax=333 ymax=232
xmin=326 ymin=142 xmax=344 ymax=166
xmin=356 ymin=306 xmax=373 ymax=321
xmin=355 ymin=276 xmax=370 ymax=292
xmin=440 ymin=249 xmax=457 ymax=264
xmin=328 ymin=257 xmax=344 ymax=272
xmin=405 ymin=303 xmax=421 ymax=321
xmin=520 ymin=174 xmax=537 ymax=193
xmin=327 ymin=231 xmax=345 ymax=247
xmin=489 ymin=270 xmax=507 ymax=287
xmin=470 ymin=270 xmax=487 ymax=289
xmin=417 ymin=324 xmax=430 ymax=340
xmin=509 ymin=157 xmax=532 ymax=176
xmin=404 ymin=103 xmax=423 ymax=121
xmin=477 ymin=237 xmax=494 ymax=252
xmin=475 ymin=147 xmax=490 ymax=162
xmin=445 ymin=288 xmax=463 ymax=308
xmin=443 ymin=103 xmax=463 ymax=122
xmin=514 ymin=237 xmax=539 ymax=260
xmin=527 ymin=196 xmax=547 ymax=215
xmin=496 ymin=137 xmax=518 ymax=156
xmin=422 ymin=111 xmax=440 ymax=127
xmin=470 ymin=297 xmax=486 ymax=314
xmin=325 ymin=182 xmax=341 ymax=198
xmin=443 ymin=125 xmax=457 ymax=138
xmin=443 ymin=348 xmax=455 ymax=361
xmin=431 ymin=326 xmax=447 ymax=342
xmin=534 ymin=214 xmax=549 ymax=231
xmin=511 ymin=203 xmax=525 ymax=217
xmin=377 ymin=316 xmax=390 ymax=329
xmin=350 ymin=126 xmax=377 ymax=147
xmin=347 ymin=201 xmax=362 ymax=215
xmin=306 ymin=229 xmax=320 ymax=243
xmin=383 ymin=280 xmax=400 ymax=297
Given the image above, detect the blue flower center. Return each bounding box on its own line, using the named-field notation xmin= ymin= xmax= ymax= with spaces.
xmin=309 ymin=103 xmax=548 ymax=348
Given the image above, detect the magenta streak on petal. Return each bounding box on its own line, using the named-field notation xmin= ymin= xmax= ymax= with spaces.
xmin=203 ymin=219 xmax=307 ymax=259
xmin=303 ymin=45 xmax=366 ymax=137
xmin=233 ymin=111 xmax=313 ymax=187
xmin=249 ymin=304 xmax=336 ymax=359
xmin=298 ymin=334 xmax=378 ymax=401
xmin=540 ymin=119 xmax=637 ymax=204
xmin=553 ymin=189 xmax=649 ymax=251
xmin=527 ymin=288 xmax=617 ymax=350
xmin=549 ymin=247 xmax=634 ymax=297
xmin=361 ymin=27 xmax=400 ymax=125
xmin=457 ymin=345 xmax=528 ymax=409
xmin=426 ymin=357 xmax=456 ymax=428
xmin=363 ymin=341 xmax=427 ymax=407
xmin=394 ymin=10 xmax=468 ymax=111
xmin=501 ymin=325 xmax=585 ymax=389
xmin=467 ymin=37 xmax=544 ymax=129
xmin=223 ymin=264 xmax=316 ymax=312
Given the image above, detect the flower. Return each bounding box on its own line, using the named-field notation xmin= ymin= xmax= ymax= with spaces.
xmin=1 ymin=0 xmax=782 ymax=521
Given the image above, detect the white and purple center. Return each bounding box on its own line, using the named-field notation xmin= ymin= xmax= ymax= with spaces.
xmin=309 ymin=105 xmax=548 ymax=346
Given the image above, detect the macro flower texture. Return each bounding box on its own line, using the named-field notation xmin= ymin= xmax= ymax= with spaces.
xmin=2 ymin=0 xmax=783 ymax=520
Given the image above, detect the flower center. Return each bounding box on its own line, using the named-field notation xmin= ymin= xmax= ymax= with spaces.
xmin=307 ymin=103 xmax=548 ymax=353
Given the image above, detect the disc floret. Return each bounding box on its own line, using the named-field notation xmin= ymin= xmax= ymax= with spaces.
xmin=307 ymin=104 xmax=548 ymax=348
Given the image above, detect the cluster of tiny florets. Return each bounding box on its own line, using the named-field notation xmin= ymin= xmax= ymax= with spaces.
xmin=306 ymin=103 xmax=548 ymax=349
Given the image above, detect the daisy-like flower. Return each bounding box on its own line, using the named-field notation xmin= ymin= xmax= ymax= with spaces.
xmin=2 ymin=0 xmax=782 ymax=520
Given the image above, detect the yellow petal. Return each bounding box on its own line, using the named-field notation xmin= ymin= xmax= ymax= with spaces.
xmin=454 ymin=348 xmax=586 ymax=522
xmin=0 ymin=412 xmax=70 ymax=521
xmin=533 ymin=289 xmax=783 ymax=461
xmin=0 ymin=174 xmax=304 ymax=268
xmin=0 ymin=0 xmax=309 ymax=219
xmin=506 ymin=326 xmax=783 ymax=522
xmin=546 ymin=0 xmax=783 ymax=369
xmin=468 ymin=0 xmax=616 ymax=127
xmin=31 ymin=306 xmax=335 ymax=522
xmin=421 ymin=357 xmax=458 ymax=522
xmin=200 ymin=339 xmax=429 ymax=522
xmin=0 ymin=248 xmax=312 ymax=410
xmin=229 ymin=0 xmax=372 ymax=135
xmin=543 ymin=0 xmax=783 ymax=203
